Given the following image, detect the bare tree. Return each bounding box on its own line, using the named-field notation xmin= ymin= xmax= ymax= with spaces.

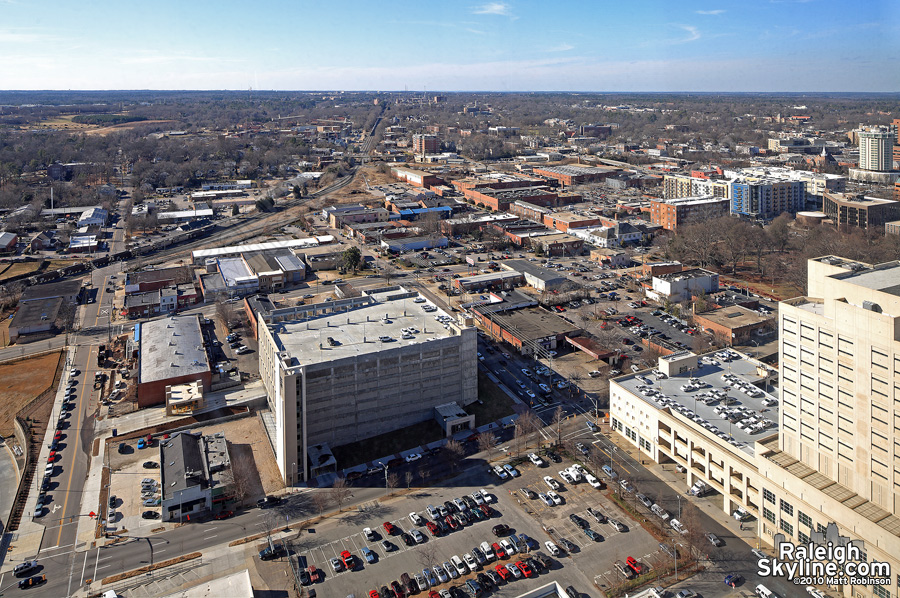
xmin=227 ymin=447 xmax=259 ymax=507
xmin=515 ymin=411 xmax=540 ymax=453
xmin=386 ymin=472 xmax=399 ymax=495
xmin=312 ymin=490 xmax=331 ymax=516
xmin=476 ymin=432 xmax=497 ymax=462
xmin=405 ymin=470 xmax=414 ymax=490
xmin=329 ymin=477 xmax=352 ymax=512
xmin=444 ymin=439 xmax=465 ymax=472
xmin=216 ymin=296 xmax=236 ymax=328
xmin=552 ymin=406 xmax=565 ymax=448
xmin=381 ymin=263 xmax=398 ymax=285
xmin=416 ymin=540 xmax=440 ymax=571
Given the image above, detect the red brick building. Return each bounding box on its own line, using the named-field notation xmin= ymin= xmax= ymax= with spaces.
xmin=542 ymin=212 xmax=601 ymax=233
xmin=137 ymin=316 xmax=212 ymax=408
xmin=649 ymin=196 xmax=730 ymax=232
xmin=412 ymin=134 xmax=440 ymax=154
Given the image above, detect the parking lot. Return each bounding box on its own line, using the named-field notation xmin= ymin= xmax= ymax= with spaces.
xmin=107 ymin=441 xmax=162 ymax=533
xmin=287 ymin=447 xmax=668 ymax=597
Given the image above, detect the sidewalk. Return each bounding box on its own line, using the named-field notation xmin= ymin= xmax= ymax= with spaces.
xmin=600 ymin=424 xmax=761 ymax=549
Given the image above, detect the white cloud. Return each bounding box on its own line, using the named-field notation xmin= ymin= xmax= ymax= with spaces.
xmin=465 ymin=28 xmax=486 ymax=35
xmin=548 ymin=43 xmax=574 ymax=52
xmin=0 ymin=29 xmax=56 ymax=44
xmin=473 ymin=2 xmax=512 ymax=16
xmin=695 ymin=9 xmax=725 ymax=15
xmin=677 ymin=25 xmax=702 ymax=42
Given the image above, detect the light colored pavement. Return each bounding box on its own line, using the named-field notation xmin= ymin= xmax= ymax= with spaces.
xmin=0 ymin=443 xmax=19 ymax=529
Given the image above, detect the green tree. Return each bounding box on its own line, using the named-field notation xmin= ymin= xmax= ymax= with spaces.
xmin=232 ymin=204 xmax=240 ymax=216
xmin=341 ymin=246 xmax=362 ymax=273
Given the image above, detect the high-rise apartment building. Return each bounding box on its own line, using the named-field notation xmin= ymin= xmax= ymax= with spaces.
xmin=730 ymin=178 xmax=804 ymax=219
xmin=663 ymin=173 xmax=730 ymax=200
xmin=412 ymin=134 xmax=440 ymax=155
xmin=858 ymin=125 xmax=895 ymax=172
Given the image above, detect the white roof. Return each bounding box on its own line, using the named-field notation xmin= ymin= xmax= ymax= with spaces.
xmin=191 ymin=236 xmax=333 ymax=260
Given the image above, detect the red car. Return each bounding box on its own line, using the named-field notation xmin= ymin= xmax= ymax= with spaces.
xmin=308 ymin=565 xmax=320 ymax=582
xmin=626 ymin=556 xmax=641 ymax=574
xmin=479 ymin=504 xmax=491 ymax=518
xmin=370 ymin=591 xmax=380 ymax=598
xmin=516 ymin=560 xmax=535 ymax=578
xmin=495 ymin=563 xmax=512 ymax=580
xmin=425 ymin=521 xmax=439 ymax=536
xmin=48 ymin=451 xmax=57 ymax=462
xmin=214 ymin=510 xmax=234 ymax=520
xmin=341 ymin=550 xmax=355 ymax=569
xmin=53 ymin=431 xmax=62 ymax=441
xmin=429 ymin=592 xmax=440 ymax=598
xmin=444 ymin=515 xmax=458 ymax=530
xmin=383 ymin=521 xmax=397 ymax=535
xmin=492 ymin=542 xmax=505 ymax=559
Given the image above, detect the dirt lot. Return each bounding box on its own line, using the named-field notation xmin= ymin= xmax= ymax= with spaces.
xmin=0 ymin=351 xmax=62 ymax=437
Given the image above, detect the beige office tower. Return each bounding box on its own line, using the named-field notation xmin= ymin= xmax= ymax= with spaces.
xmin=765 ymin=256 xmax=900 ymax=598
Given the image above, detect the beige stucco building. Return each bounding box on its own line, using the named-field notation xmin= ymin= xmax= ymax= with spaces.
xmin=610 ymin=256 xmax=900 ymax=598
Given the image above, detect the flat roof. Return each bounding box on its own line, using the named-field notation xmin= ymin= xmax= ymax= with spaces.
xmin=485 ymin=307 xmax=580 ymax=341
xmin=140 ymin=315 xmax=210 ymax=384
xmin=534 ymin=165 xmax=618 ymax=176
xmin=502 ymin=259 xmax=569 ymax=283
xmin=615 ymin=351 xmax=779 ymax=456
xmin=191 ymin=236 xmax=332 ymax=260
xmin=264 ymin=289 xmax=461 ymax=366
xmin=695 ymin=305 xmax=773 ymax=329
xmin=218 ymin=257 xmax=256 ymax=287
xmin=158 ymin=569 xmax=254 ymax=598
xmin=21 ymin=279 xmax=82 ymax=302
xmin=11 ymin=297 xmax=62 ymax=329
xmin=161 ymin=432 xmax=206 ymax=500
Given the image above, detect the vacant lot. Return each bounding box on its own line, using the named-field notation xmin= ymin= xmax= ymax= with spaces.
xmin=0 ymin=351 xmax=62 ymax=436
xmin=0 ymin=261 xmax=40 ymax=281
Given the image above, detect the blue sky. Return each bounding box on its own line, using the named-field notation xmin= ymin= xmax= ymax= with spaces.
xmin=0 ymin=0 xmax=897 ymax=91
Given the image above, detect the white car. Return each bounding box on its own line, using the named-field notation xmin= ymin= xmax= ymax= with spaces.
xmin=806 ymin=586 xmax=826 ymax=598
xmin=503 ymin=463 xmax=519 ymax=477
xmin=543 ymin=475 xmax=560 ymax=490
xmin=539 ymin=492 xmax=553 ymax=506
xmin=547 ymin=490 xmax=563 ymax=505
xmin=559 ymin=469 xmax=575 ymax=484
xmin=500 ymin=539 xmax=517 ymax=556
xmin=410 ymin=529 xmax=425 ymax=543
xmin=528 ymin=452 xmax=544 ymax=466
xmin=493 ymin=465 xmax=508 ymax=479
xmin=545 ymin=540 xmax=561 ymax=556
xmin=433 ymin=565 xmax=449 ymax=583
xmin=505 ymin=562 xmax=522 ymax=578
xmin=479 ymin=489 xmax=493 ymax=503
xmin=405 ymin=453 xmax=422 ymax=463
xmin=585 ymin=473 xmax=601 ymax=488
xmin=444 ymin=561 xmax=459 ymax=579
xmin=409 ymin=512 xmax=423 ymax=526
xmin=470 ymin=492 xmax=484 ymax=505
xmin=463 ymin=552 xmax=478 ymax=572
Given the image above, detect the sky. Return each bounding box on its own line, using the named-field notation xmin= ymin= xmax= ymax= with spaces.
xmin=0 ymin=0 xmax=898 ymax=92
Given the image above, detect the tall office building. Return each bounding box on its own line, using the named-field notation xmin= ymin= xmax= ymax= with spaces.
xmin=609 ymin=255 xmax=900 ymax=597
xmin=858 ymin=126 xmax=895 ymax=172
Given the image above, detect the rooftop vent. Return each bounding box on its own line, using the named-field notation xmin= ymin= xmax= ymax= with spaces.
xmin=862 ymin=301 xmax=882 ymax=313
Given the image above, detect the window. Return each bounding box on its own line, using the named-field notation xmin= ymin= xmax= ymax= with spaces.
xmin=780 ymin=520 xmax=793 ymax=536
xmin=763 ymin=507 xmax=775 ymax=524
xmin=873 ymin=586 xmax=889 ymax=598
xmin=817 ymin=523 xmax=827 ymax=534
xmin=798 ymin=530 xmax=810 ymax=544
xmin=837 ymin=335 xmax=854 ymax=356
xmin=780 ymin=499 xmax=794 ymax=517
xmin=818 ymin=330 xmax=833 ymax=349
xmin=871 ymin=347 xmax=888 ymax=370
xmin=763 ymin=488 xmax=776 ymax=504
xmin=799 ymin=511 xmax=812 ymax=528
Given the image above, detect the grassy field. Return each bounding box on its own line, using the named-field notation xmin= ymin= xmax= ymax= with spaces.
xmin=0 ymin=261 xmax=41 ymax=282
xmin=0 ymin=351 xmax=62 ymax=437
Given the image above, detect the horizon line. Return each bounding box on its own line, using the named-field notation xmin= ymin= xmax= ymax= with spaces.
xmin=0 ymin=89 xmax=899 ymax=95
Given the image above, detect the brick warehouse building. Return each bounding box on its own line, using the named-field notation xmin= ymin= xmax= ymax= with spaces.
xmin=137 ymin=315 xmax=212 ymax=408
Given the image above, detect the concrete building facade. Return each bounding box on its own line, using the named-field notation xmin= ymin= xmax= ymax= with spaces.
xmin=257 ymin=288 xmax=478 ymax=483
xmin=858 ymin=125 xmax=895 ymax=172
